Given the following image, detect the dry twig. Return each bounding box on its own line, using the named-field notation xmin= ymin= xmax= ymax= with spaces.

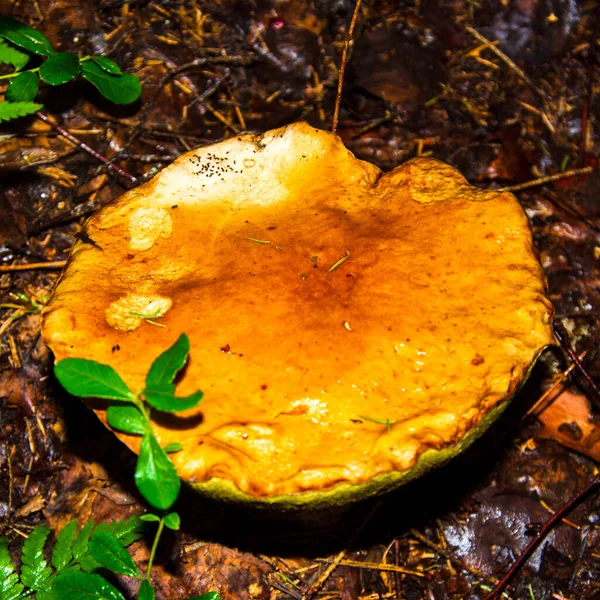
xmin=332 ymin=0 xmax=363 ymax=134
xmin=482 ymin=477 xmax=600 ymax=600
xmin=35 ymin=112 xmax=139 ymax=185
xmin=496 ymin=166 xmax=595 ymax=193
xmin=0 ymin=261 xmax=66 ymax=273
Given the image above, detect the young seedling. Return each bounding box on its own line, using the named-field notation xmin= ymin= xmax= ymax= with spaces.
xmin=54 ymin=333 xmax=202 ymax=511
xmin=0 ymin=16 xmax=141 ymax=122
xmin=48 ymin=334 xmax=217 ymax=600
xmin=0 ymin=517 xmax=219 ymax=600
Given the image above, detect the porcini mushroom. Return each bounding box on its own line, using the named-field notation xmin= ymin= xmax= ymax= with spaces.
xmin=42 ymin=122 xmax=553 ymax=510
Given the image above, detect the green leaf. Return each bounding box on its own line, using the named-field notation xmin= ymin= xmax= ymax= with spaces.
xmin=143 ymin=385 xmax=203 ymax=413
xmin=0 ymin=17 xmax=54 ymax=57
xmin=145 ymin=334 xmax=190 ymax=389
xmin=188 ymin=594 xmax=221 ymax=600
xmin=39 ymin=52 xmax=80 ymax=85
xmin=95 ymin=517 xmax=143 ymax=548
xmin=21 ymin=525 xmax=52 ymax=592
xmin=53 ymin=571 xmax=126 ymax=600
xmin=78 ymin=554 xmax=101 ymax=574
xmin=107 ymin=405 xmax=147 ymax=435
xmin=139 ymin=515 xmax=160 ymax=523
xmin=72 ymin=521 xmax=95 ymax=562
xmin=163 ymin=513 xmax=180 ymax=531
xmin=0 ymin=39 xmax=28 ymax=71
xmin=52 ymin=520 xmax=78 ymax=571
xmin=5 ymin=71 xmax=39 ymax=102
xmin=88 ymin=531 xmax=139 ymax=578
xmin=135 ymin=433 xmax=180 ymax=510
xmin=91 ymin=56 xmax=122 ymax=75
xmin=0 ymin=100 xmax=42 ymax=122
xmin=164 ymin=443 xmax=182 ymax=453
xmin=138 ymin=579 xmax=155 ymax=600
xmin=80 ymin=60 xmax=141 ymax=105
xmin=0 ymin=537 xmax=24 ymax=600
xmin=54 ymin=358 xmax=135 ymax=402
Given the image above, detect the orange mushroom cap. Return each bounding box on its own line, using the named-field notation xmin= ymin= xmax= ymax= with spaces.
xmin=42 ymin=122 xmax=553 ymax=510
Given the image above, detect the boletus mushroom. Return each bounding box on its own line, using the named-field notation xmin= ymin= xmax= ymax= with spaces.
xmin=42 ymin=122 xmax=553 ymax=511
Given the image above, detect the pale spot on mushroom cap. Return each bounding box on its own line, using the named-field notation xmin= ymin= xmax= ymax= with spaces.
xmin=128 ymin=207 xmax=172 ymax=251
xmin=106 ymin=294 xmax=172 ymax=332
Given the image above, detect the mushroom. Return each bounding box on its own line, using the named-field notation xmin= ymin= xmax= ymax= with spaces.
xmin=42 ymin=122 xmax=553 ymax=510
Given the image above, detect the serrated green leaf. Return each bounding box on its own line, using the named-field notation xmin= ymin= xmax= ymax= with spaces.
xmin=0 ymin=40 xmax=28 ymax=71
xmin=0 ymin=537 xmax=15 ymax=579
xmin=73 ymin=521 xmax=94 ymax=562
xmin=53 ymin=571 xmax=126 ymax=600
xmin=0 ymin=537 xmax=24 ymax=600
xmin=107 ymin=405 xmax=147 ymax=435
xmin=0 ymin=17 xmax=53 ymax=57
xmin=164 ymin=443 xmax=182 ymax=453
xmin=39 ymin=51 xmax=80 ymax=85
xmin=5 ymin=71 xmax=39 ymax=102
xmin=135 ymin=433 xmax=180 ymax=510
xmin=143 ymin=385 xmax=203 ymax=413
xmin=81 ymin=60 xmax=141 ymax=105
xmin=163 ymin=512 xmax=180 ymax=531
xmin=21 ymin=526 xmax=52 ymax=591
xmin=78 ymin=554 xmax=101 ymax=574
xmin=52 ymin=520 xmax=78 ymax=571
xmin=145 ymin=334 xmax=189 ymax=389
xmin=54 ymin=359 xmax=135 ymax=402
xmin=0 ymin=100 xmax=42 ymax=122
xmin=91 ymin=56 xmax=122 ymax=75
xmin=137 ymin=579 xmax=155 ymax=600
xmin=88 ymin=531 xmax=139 ymax=578
xmin=139 ymin=515 xmax=160 ymax=523
xmin=103 ymin=517 xmax=143 ymax=547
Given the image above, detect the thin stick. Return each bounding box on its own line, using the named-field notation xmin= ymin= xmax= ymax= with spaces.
xmin=553 ymin=321 xmax=600 ymax=409
xmin=332 ymin=0 xmax=362 ymax=134
xmin=0 ymin=261 xmax=66 ymax=272
xmin=482 ymin=476 xmax=600 ymax=600
xmin=464 ymin=25 xmax=545 ymax=100
xmin=496 ymin=166 xmax=595 ymax=193
xmin=35 ymin=112 xmax=139 ymax=185
xmin=315 ymin=557 xmax=426 ymax=578
xmin=578 ymin=10 xmax=597 ymax=167
xmin=526 ymin=351 xmax=586 ymax=417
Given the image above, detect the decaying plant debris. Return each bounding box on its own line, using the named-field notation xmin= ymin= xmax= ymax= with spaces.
xmin=1 ymin=1 xmax=600 ymax=599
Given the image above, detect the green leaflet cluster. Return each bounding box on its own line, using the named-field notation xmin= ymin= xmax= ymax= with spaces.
xmin=0 ymin=518 xmax=218 ymax=600
xmin=54 ymin=333 xmax=203 ymax=512
xmin=0 ymin=16 xmax=141 ymax=122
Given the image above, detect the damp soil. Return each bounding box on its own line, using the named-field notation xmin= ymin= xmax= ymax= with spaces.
xmin=1 ymin=1 xmax=600 ymax=599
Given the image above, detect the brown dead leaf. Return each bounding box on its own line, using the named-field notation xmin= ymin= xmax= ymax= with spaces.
xmin=15 ymin=494 xmax=46 ymax=518
xmin=538 ymin=389 xmax=600 ymax=462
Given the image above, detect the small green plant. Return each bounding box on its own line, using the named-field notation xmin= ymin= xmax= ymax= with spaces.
xmin=54 ymin=333 xmax=203 ymax=511
xmin=0 ymin=16 xmax=141 ymax=122
xmin=0 ymin=334 xmax=216 ymax=600
xmin=0 ymin=517 xmax=218 ymax=600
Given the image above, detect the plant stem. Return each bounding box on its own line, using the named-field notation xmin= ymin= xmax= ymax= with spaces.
xmin=0 ymin=67 xmax=39 ymax=80
xmin=145 ymin=517 xmax=165 ymax=579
